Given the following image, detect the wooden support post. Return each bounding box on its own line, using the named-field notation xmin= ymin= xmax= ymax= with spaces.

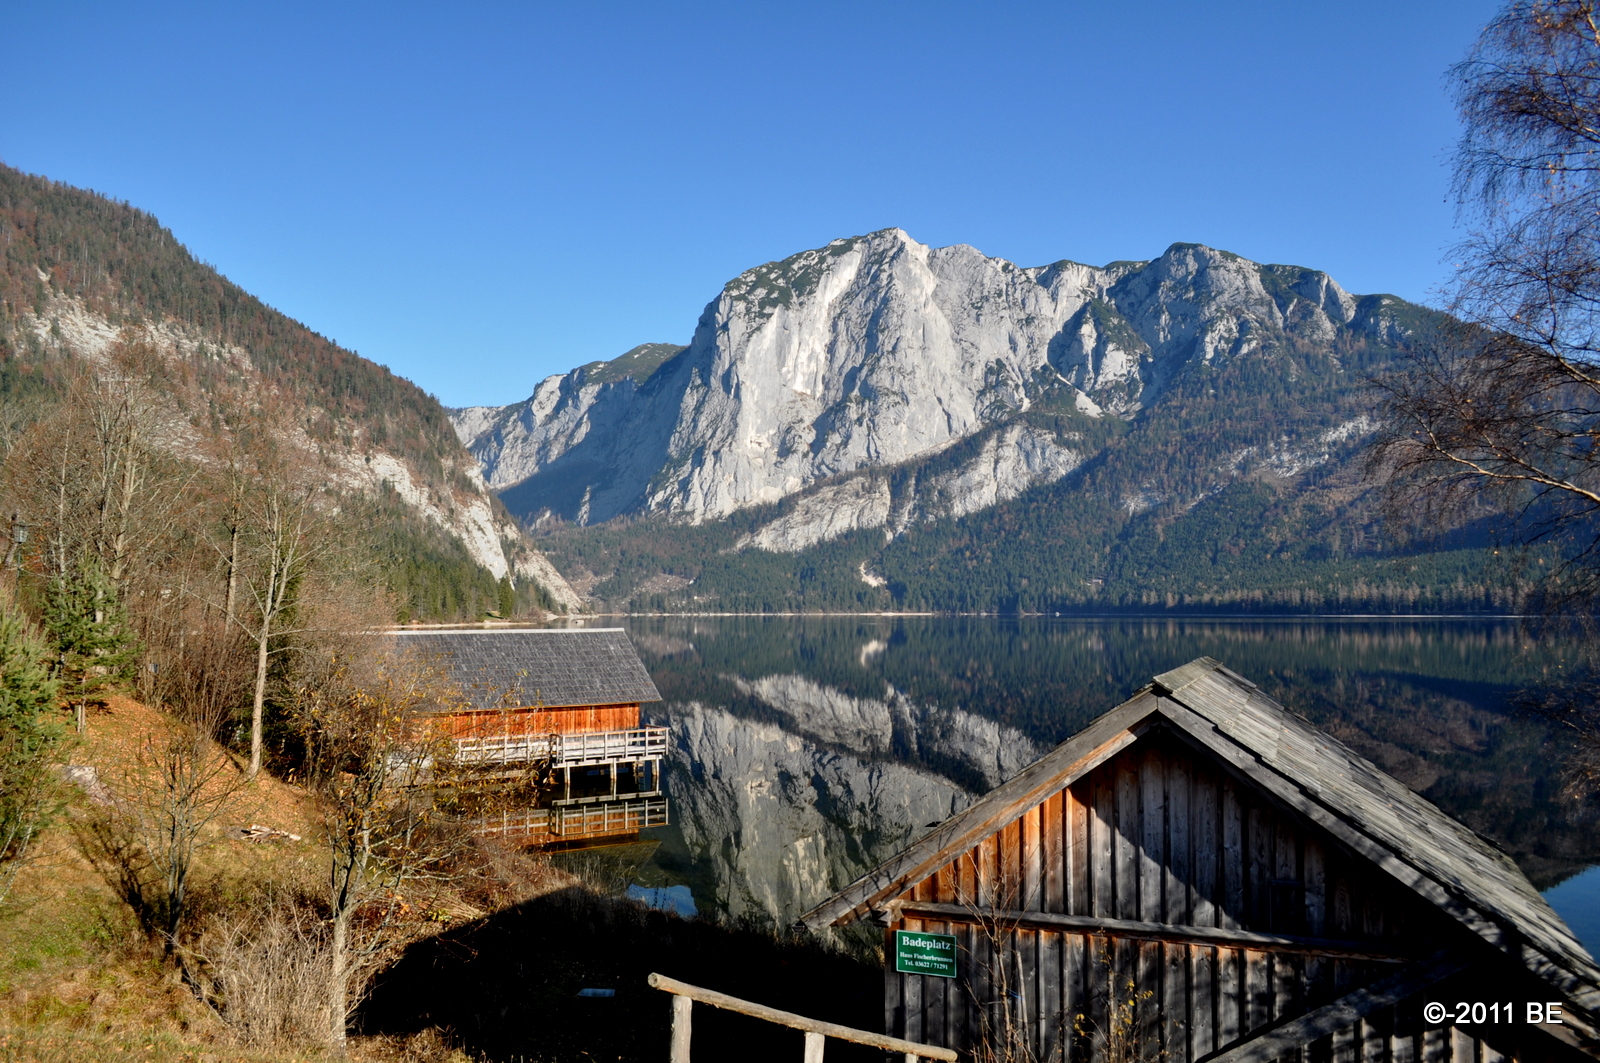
xmin=803 ymin=1030 xmax=826 ymax=1062
xmin=671 ymin=993 xmax=692 ymax=1063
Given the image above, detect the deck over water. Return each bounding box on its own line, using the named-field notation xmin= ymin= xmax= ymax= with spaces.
xmin=454 ymin=726 xmax=669 ymax=768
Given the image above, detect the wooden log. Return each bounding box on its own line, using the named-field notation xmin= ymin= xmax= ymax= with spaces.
xmin=893 ymin=903 xmax=1414 ymax=961
xmin=980 ymin=835 xmax=999 ymax=910
xmin=1169 ymin=755 xmax=1193 ymax=927
xmin=1071 ymin=781 xmax=1091 ymax=917
xmin=1194 ymin=945 xmax=1217 ymax=1060
xmin=647 ymin=973 xmax=957 ymax=1061
xmin=1222 ymin=781 xmax=1244 ymax=931
xmin=1361 ymin=1014 xmax=1385 ymax=1063
xmin=1246 ymin=950 xmax=1271 ymax=1033
xmin=1094 ymin=768 xmax=1115 ymax=919
xmin=1023 ymin=806 xmax=1043 ymax=911
xmin=1422 ymin=1025 xmax=1448 ymax=1063
xmin=1020 ymin=927 xmax=1040 ymax=1058
xmin=924 ymin=918 xmax=948 ymax=1052
xmin=886 ymin=928 xmax=903 ymax=1042
xmin=905 ymin=916 xmax=924 ymax=1044
xmin=1089 ymin=934 xmax=1112 ymax=1063
xmin=1045 ymin=790 xmax=1065 ymax=914
xmin=1219 ymin=948 xmax=1242 ymax=1048
xmin=1139 ymin=940 xmax=1161 ymax=1062
xmin=803 ymin=1030 xmax=825 ymax=1063
xmin=1141 ymin=748 xmax=1167 ymax=924
xmin=1118 ymin=759 xmax=1141 ymax=920
xmin=1042 ymin=929 xmax=1064 ymax=1060
xmin=1165 ymin=943 xmax=1189 ymax=1063
xmin=1003 ymin=819 xmax=1023 ymax=909
xmin=1065 ymin=930 xmax=1088 ymax=1062
xmin=1249 ymin=808 xmax=1270 ymax=930
xmin=670 ymin=993 xmax=691 ymax=1063
xmin=1195 ymin=766 xmax=1219 ymax=930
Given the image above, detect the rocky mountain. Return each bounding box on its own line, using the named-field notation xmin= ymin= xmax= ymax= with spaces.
xmin=457 ymin=229 xmax=1409 ymax=540
xmin=456 ymin=229 xmax=1477 ymax=614
xmin=0 ymin=164 xmax=580 ymax=616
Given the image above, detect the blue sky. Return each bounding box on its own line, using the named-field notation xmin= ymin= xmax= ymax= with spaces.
xmin=2 ymin=1 xmax=1499 ymax=408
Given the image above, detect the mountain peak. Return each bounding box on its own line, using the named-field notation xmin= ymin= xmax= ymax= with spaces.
xmin=453 ymin=232 xmax=1423 ymax=542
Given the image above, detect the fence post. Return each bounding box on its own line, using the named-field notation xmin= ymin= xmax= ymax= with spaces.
xmin=670 ymin=993 xmax=692 ymax=1063
xmin=802 ymin=1030 xmax=825 ymax=1062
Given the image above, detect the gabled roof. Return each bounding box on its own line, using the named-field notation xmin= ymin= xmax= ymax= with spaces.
xmin=800 ymin=657 xmax=1599 ymax=1025
xmin=393 ymin=628 xmax=661 ymax=711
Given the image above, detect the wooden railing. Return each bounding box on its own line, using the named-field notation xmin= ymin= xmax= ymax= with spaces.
xmin=474 ymin=796 xmax=668 ymax=841
xmin=647 ymin=972 xmax=956 ymax=1063
xmin=454 ymin=726 xmax=669 ymax=767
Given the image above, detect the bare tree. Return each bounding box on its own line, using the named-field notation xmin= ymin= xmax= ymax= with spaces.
xmin=4 ymin=330 xmax=189 ymax=589
xmin=1372 ymin=1 xmax=1600 ymax=797
xmin=1373 ymin=3 xmax=1600 ymax=604
xmin=80 ymin=615 xmax=253 ymax=959
xmin=287 ymin=625 xmax=470 ymax=1051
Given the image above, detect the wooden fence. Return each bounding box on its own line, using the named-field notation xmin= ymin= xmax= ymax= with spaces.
xmin=647 ymin=972 xmax=955 ymax=1063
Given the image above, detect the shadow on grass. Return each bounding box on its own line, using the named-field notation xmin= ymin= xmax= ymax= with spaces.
xmin=357 ymin=887 xmax=884 ymax=1062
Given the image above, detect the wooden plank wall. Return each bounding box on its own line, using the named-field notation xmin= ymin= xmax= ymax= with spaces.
xmin=440 ymin=703 xmax=641 ymax=740
xmin=885 ymin=733 xmax=1532 ymax=1063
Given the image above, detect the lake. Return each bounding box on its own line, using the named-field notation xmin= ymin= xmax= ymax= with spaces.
xmin=567 ymin=617 xmax=1598 ymax=952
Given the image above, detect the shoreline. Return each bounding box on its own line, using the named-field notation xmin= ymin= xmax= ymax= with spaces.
xmin=392 ymin=611 xmax=1538 ymax=630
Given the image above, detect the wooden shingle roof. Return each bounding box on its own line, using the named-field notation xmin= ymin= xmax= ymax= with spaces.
xmin=393 ymin=628 xmax=661 ymax=711
xmin=800 ymin=656 xmax=1599 ymax=1032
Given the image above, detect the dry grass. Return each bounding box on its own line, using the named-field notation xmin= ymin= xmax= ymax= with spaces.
xmin=0 ymin=695 xmax=510 ymax=1062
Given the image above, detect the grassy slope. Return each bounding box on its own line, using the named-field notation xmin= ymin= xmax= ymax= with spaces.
xmin=0 ymin=696 xmax=325 ymax=1060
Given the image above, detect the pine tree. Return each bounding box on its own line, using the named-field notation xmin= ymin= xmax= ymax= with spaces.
xmin=496 ymin=575 xmax=515 ymax=619
xmin=0 ymin=595 xmax=64 ymax=905
xmin=43 ymin=559 xmax=137 ymax=732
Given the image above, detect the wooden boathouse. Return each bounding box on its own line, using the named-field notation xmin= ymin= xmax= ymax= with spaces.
xmin=801 ymin=657 xmax=1600 ymax=1063
xmin=394 ymin=628 xmax=668 ymax=846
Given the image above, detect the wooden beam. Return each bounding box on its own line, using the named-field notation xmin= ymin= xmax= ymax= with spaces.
xmin=670 ymin=993 xmax=691 ymax=1063
xmin=1193 ymin=952 xmax=1468 ymax=1063
xmin=890 ymin=902 xmax=1413 ymax=962
xmin=646 ymin=972 xmax=957 ymax=1061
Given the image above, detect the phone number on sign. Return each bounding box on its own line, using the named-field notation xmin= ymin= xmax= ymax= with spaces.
xmin=1423 ymin=1002 xmax=1564 ymax=1025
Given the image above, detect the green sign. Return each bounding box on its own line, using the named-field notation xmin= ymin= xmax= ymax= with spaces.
xmin=894 ymin=930 xmax=958 ymax=978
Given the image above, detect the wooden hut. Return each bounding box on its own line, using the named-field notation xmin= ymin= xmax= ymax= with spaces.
xmin=801 ymin=657 xmax=1600 ymax=1063
xmin=395 ymin=628 xmax=667 ymax=845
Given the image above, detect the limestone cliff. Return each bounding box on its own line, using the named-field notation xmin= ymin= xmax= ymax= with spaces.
xmin=456 ymin=230 xmax=1401 ymax=560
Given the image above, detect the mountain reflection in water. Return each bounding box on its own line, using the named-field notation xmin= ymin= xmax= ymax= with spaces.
xmin=604 ymin=617 xmax=1597 ymax=937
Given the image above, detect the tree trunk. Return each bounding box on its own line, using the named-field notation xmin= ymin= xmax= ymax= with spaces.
xmin=224 ymin=522 xmax=239 ymax=625
xmin=329 ymin=905 xmax=349 ymax=1049
xmin=249 ymin=615 xmax=269 ymax=777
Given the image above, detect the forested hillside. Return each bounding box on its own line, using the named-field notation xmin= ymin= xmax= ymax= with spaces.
xmin=0 ymin=163 xmax=575 ymax=619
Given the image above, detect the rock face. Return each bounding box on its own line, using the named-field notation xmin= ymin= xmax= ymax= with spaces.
xmin=660 ymin=674 xmax=1040 ymax=925
xmin=456 ymin=229 xmax=1403 ymax=552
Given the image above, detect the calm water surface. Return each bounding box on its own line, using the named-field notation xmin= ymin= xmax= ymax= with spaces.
xmin=579 ymin=617 xmax=1598 ymax=951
